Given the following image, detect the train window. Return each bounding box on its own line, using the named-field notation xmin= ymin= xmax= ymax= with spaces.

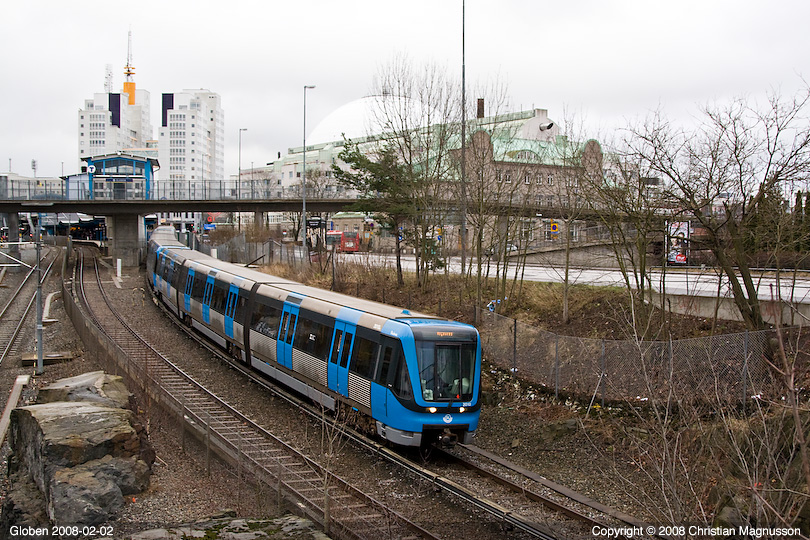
xmin=210 ymin=281 xmax=228 ymax=313
xmin=340 ymin=332 xmax=353 ymax=368
xmin=184 ymin=273 xmax=194 ymax=296
xmin=164 ymin=260 xmax=174 ymax=283
xmin=172 ymin=264 xmax=185 ymax=290
xmin=330 ymin=330 xmax=343 ymax=364
xmin=191 ymin=273 xmax=206 ymax=301
xmin=294 ymin=317 xmax=332 ymax=361
xmin=377 ymin=340 xmax=402 ymax=386
xmin=250 ymin=302 xmax=281 ymax=339
xmin=283 ymin=313 xmax=297 ymax=344
xmin=391 ymin=357 xmax=413 ymax=399
xmin=350 ymin=337 xmax=379 ymax=380
xmin=235 ymin=295 xmax=247 ymax=322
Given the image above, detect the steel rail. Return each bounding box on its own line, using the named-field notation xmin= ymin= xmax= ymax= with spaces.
xmin=150 ymin=276 xmax=569 ymax=540
xmin=0 ymin=249 xmax=57 ymax=365
xmin=71 ymin=248 xmax=436 ymax=540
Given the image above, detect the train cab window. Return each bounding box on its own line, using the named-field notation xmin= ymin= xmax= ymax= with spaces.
xmin=350 ymin=337 xmax=379 ymax=380
xmin=294 ymin=316 xmax=332 ymax=361
xmin=339 ymin=332 xmax=353 ymax=368
xmin=416 ymin=341 xmax=477 ymax=402
xmin=251 ymin=302 xmax=281 ymax=339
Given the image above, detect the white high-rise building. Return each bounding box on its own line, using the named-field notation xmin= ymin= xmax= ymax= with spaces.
xmin=77 ymin=88 xmax=153 ymax=168
xmin=158 ymin=89 xmax=224 ymax=197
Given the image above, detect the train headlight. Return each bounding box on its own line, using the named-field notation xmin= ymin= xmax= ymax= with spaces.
xmin=428 ymin=407 xmax=437 ymax=413
xmin=459 ymin=407 xmax=466 ymax=413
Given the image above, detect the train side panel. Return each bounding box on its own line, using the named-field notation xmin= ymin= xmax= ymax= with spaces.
xmin=147 ymin=226 xmax=481 ymax=447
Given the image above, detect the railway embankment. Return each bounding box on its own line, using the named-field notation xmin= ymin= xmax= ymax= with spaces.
xmin=1 ymin=371 xmax=155 ymax=534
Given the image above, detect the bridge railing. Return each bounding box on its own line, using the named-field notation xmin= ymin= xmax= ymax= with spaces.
xmin=0 ymin=177 xmax=357 ymax=202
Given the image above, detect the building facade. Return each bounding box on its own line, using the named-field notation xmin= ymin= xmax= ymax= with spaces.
xmin=77 ymin=90 xmax=153 ymax=168
xmin=158 ymin=90 xmax=225 ymax=198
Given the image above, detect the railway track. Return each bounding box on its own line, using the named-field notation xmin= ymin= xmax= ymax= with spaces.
xmin=0 ymin=249 xmax=57 ymax=366
xmin=133 ymin=259 xmax=656 ymax=539
xmin=70 ymin=248 xmax=438 ymax=540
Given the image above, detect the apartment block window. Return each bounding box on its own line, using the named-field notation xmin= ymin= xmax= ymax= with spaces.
xmin=547 ymin=174 xmax=554 ymax=185
xmin=524 ymin=173 xmax=531 ymax=185
xmin=504 ymin=172 xmax=512 ymax=184
xmin=496 ymin=170 xmax=502 ymax=182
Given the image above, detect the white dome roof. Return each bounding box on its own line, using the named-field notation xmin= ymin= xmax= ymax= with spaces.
xmin=308 ymin=96 xmax=380 ymax=145
xmin=308 ymin=94 xmax=424 ymax=145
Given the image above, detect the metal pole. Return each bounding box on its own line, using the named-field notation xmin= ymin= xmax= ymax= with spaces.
xmin=460 ymin=0 xmax=468 ymax=276
xmin=302 ymin=85 xmax=315 ymax=245
xmin=36 ymin=213 xmax=43 ymax=375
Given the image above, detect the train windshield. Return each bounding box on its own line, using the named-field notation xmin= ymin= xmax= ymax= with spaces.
xmin=415 ymin=341 xmax=476 ymax=403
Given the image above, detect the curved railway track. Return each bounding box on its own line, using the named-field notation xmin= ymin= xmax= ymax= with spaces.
xmin=133 ymin=255 xmax=659 ymax=540
xmin=0 ymin=249 xmax=57 ymax=366
xmin=71 ymin=247 xmax=437 ymax=540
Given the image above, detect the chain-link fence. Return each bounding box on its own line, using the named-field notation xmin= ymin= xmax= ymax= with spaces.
xmin=189 ymin=239 xmax=805 ymax=405
xmin=191 ymin=233 xmax=307 ymax=266
xmin=473 ymin=307 xmax=804 ymax=404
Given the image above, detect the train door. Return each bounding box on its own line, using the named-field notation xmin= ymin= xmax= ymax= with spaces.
xmin=224 ymin=284 xmax=239 ymax=339
xmin=202 ymin=275 xmax=214 ymax=324
xmin=276 ymin=302 xmax=299 ymax=370
xmin=327 ymin=321 xmax=355 ymax=397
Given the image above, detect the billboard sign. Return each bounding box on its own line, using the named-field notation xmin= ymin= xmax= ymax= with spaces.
xmin=667 ymin=221 xmax=689 ymax=265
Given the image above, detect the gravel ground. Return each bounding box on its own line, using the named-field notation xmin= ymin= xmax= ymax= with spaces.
xmin=0 ymin=247 xmax=660 ymax=539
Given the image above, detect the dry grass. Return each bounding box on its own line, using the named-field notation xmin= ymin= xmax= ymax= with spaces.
xmin=258 ymin=260 xmax=749 ymax=341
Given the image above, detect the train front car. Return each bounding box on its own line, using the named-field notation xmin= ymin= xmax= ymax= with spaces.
xmin=376 ymin=318 xmax=481 ymax=447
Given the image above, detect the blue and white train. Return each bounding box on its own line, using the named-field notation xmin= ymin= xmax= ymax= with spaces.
xmin=146 ymin=226 xmax=481 ymax=447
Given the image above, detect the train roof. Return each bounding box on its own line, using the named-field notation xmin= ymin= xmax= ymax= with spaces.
xmin=150 ymin=226 xmax=439 ymax=322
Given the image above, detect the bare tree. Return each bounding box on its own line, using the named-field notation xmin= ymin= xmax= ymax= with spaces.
xmin=369 ymin=54 xmax=462 ymax=289
xmin=625 ymin=88 xmax=810 ymax=330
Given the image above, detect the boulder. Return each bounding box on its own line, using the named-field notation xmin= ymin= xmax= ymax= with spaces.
xmin=48 ymin=465 xmax=124 ymax=526
xmin=2 ymin=372 xmax=154 ymax=532
xmin=36 ymin=371 xmax=131 ymax=409
xmin=9 ymin=401 xmax=144 ymax=496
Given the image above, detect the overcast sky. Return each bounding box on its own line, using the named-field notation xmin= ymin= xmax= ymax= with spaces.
xmin=3 ymin=0 xmax=810 ymax=179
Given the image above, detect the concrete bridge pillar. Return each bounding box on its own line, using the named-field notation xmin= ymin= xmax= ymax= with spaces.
xmin=106 ymin=214 xmax=144 ymax=267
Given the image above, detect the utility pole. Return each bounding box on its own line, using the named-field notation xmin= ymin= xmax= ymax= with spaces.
xmin=35 ymin=213 xmax=43 ymax=375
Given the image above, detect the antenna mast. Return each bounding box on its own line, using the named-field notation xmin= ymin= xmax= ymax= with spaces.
xmin=105 ymin=64 xmax=113 ymax=93
xmin=124 ymin=29 xmax=135 ymax=81
xmin=123 ymin=29 xmax=136 ymax=105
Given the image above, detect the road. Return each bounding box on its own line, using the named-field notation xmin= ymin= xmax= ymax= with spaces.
xmin=349 ymin=252 xmax=810 ymax=305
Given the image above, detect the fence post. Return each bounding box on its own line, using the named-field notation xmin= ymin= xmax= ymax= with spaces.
xmin=512 ymin=318 xmax=517 ymax=373
xmin=554 ymin=335 xmax=559 ymax=400
xmin=742 ymin=330 xmax=749 ymax=407
xmin=600 ymin=339 xmax=605 ymax=408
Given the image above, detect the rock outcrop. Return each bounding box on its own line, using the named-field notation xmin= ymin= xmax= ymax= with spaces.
xmin=1 ymin=372 xmax=154 ymax=533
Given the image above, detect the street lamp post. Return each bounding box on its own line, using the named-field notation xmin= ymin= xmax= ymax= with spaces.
xmin=238 ymin=128 xmax=247 ymax=200
xmin=302 ymin=85 xmax=315 ymax=246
